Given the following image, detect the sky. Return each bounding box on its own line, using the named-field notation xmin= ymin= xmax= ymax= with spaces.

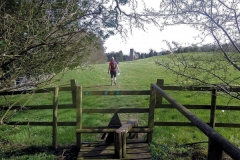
xmin=104 ymin=24 xmax=213 ymax=55
xmin=103 ymin=0 xmax=215 ymax=55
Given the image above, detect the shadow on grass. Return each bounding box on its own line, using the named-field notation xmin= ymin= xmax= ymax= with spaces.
xmin=1 ymin=144 xmax=78 ymax=160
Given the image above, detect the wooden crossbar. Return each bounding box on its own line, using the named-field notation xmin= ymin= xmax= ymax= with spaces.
xmin=76 ymin=127 xmax=153 ymax=133
xmin=114 ymin=119 xmax=138 ymax=158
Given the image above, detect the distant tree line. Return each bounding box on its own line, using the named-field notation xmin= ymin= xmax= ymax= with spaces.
xmin=106 ymin=51 xmax=124 ymax=62
xmin=106 ymin=49 xmax=170 ymax=62
xmin=172 ymin=43 xmax=240 ymax=53
xmin=105 ymin=43 xmax=239 ymax=62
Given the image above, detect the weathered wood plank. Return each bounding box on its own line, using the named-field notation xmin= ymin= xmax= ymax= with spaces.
xmin=154 ymin=122 xmax=240 ymax=128
xmin=155 ymin=104 xmax=212 ymax=109
xmin=161 ymin=85 xmax=240 ymax=92
xmin=215 ymin=123 xmax=240 ymax=128
xmin=37 ymin=86 xmax=74 ymax=92
xmin=162 ymin=86 xmax=210 ymax=91
xmin=78 ymin=148 xmax=116 ymax=159
xmin=0 ymin=86 xmax=74 ymax=96
xmin=82 ymin=108 xmax=149 ymax=113
xmin=126 ymin=148 xmax=150 ymax=153
xmin=78 ymin=155 xmax=115 ymax=160
xmin=78 ymin=141 xmax=151 ymax=160
xmin=82 ymin=90 xmax=150 ymax=96
xmin=7 ymin=121 xmax=240 ymax=128
xmin=77 ymin=128 xmax=116 ymax=133
xmin=156 ymin=104 xmax=240 ymax=110
xmin=4 ymin=104 xmax=240 ymax=111
xmin=161 ymin=85 xmax=212 ymax=91
xmin=80 ymin=149 xmax=115 ymax=155
xmin=126 ymin=141 xmax=149 ymax=147
xmin=80 ymin=146 xmax=115 ymax=151
xmin=115 ymin=119 xmax=137 ymax=133
xmin=0 ymin=104 xmax=75 ymax=110
xmin=76 ymin=127 xmax=153 ymax=133
xmin=123 ymin=153 xmax=152 ymax=160
xmin=154 ymin=122 xmax=195 ymax=126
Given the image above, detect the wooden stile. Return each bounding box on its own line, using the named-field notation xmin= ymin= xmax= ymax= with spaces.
xmin=4 ymin=78 xmax=240 ymax=159
xmin=114 ymin=119 xmax=137 ymax=158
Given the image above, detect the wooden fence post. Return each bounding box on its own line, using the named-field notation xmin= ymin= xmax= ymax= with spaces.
xmin=76 ymin=86 xmax=82 ymax=150
xmin=209 ymin=88 xmax=217 ymax=128
xmin=156 ymin=79 xmax=164 ymax=105
xmin=71 ymin=79 xmax=82 ymax=150
xmin=208 ymin=88 xmax=223 ymax=159
xmin=147 ymin=85 xmax=156 ymax=143
xmin=52 ymin=86 xmax=59 ymax=149
xmin=122 ymin=132 xmax=126 ymax=158
xmin=115 ymin=132 xmax=122 ymax=159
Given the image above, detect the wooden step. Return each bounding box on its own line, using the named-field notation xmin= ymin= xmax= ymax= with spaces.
xmin=77 ymin=140 xmax=152 ymax=160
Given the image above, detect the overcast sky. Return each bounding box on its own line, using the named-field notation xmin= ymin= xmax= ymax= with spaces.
xmin=104 ymin=24 xmax=214 ymax=55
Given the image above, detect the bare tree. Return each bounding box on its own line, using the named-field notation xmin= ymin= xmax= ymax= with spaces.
xmin=0 ymin=0 xmax=162 ymax=123
xmin=155 ymin=0 xmax=240 ymax=100
xmin=0 ymin=0 xmax=160 ymax=91
xmin=1 ymin=0 xmax=239 ymax=98
xmin=0 ymin=0 xmax=100 ymax=91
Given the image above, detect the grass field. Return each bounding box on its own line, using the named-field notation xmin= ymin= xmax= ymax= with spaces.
xmin=1 ymin=53 xmax=240 ymax=159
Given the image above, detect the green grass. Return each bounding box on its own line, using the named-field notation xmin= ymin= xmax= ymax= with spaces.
xmin=1 ymin=53 xmax=240 ymax=159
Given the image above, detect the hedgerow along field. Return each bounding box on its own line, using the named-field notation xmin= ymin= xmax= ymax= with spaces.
xmin=1 ymin=52 xmax=240 ymax=159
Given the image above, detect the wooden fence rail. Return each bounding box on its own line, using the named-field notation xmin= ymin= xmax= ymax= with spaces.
xmin=1 ymin=79 xmax=240 ymax=159
xmin=151 ymin=82 xmax=240 ymax=160
xmin=1 ymin=80 xmax=79 ymax=149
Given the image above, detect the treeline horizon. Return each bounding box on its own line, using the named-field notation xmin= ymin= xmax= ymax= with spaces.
xmin=105 ymin=43 xmax=239 ymax=62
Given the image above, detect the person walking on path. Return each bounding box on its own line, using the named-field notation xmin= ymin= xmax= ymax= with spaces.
xmin=108 ymin=57 xmax=119 ymax=85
